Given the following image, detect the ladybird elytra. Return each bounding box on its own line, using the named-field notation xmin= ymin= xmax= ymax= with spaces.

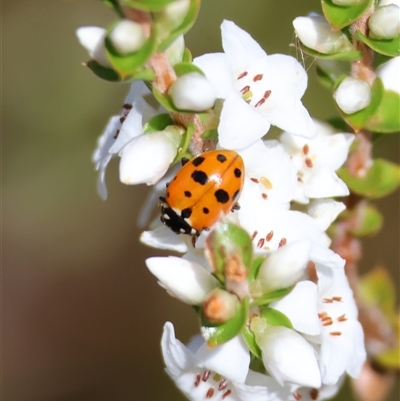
xmin=160 ymin=150 xmax=244 ymax=236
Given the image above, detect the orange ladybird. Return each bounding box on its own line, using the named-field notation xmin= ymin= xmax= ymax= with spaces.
xmin=159 ymin=150 xmax=245 ymax=238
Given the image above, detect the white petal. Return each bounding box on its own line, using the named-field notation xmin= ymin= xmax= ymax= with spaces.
xmin=219 ymin=91 xmax=271 ymax=149
xmin=76 ymin=26 xmax=110 ymax=67
xmin=376 ymin=56 xmax=400 ymax=93
xmin=271 ymin=281 xmax=320 ymax=335
xmin=196 ymin=335 xmax=250 ymax=383
xmin=334 ymin=77 xmax=372 ymax=114
xmin=319 ymin=133 xmax=354 ymax=171
xmin=140 ymin=225 xmax=188 ymax=253
xmin=146 ymin=256 xmax=219 ymax=304
xmin=307 ymin=199 xmax=346 ymax=231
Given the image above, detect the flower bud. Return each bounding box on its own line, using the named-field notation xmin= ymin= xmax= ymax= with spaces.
xmin=169 ymin=73 xmax=217 ymax=111
xmin=251 ymin=317 xmax=321 ymax=388
xmin=76 ymin=26 xmax=111 ymax=67
xmin=376 ymin=56 xmax=400 ymax=93
xmin=378 ymin=0 xmax=400 ymax=9
xmin=202 ymin=289 xmax=240 ymax=323
xmin=119 ymin=126 xmax=182 ymax=185
xmin=154 ymin=0 xmax=191 ymax=31
xmin=293 ymin=15 xmax=353 ymax=54
xmin=332 ymin=0 xmax=363 ymax=4
xmin=369 ymin=4 xmax=400 ymax=39
xmin=333 ymin=77 xmax=372 ymax=114
xmin=165 ymin=35 xmax=185 ymax=66
xmin=109 ymin=20 xmax=146 ymax=54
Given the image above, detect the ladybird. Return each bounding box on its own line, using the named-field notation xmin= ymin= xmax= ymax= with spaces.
xmin=159 ymin=150 xmax=244 ymax=237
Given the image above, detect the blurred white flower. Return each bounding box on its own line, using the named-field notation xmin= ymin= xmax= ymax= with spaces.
xmin=334 ymin=77 xmax=372 ymax=114
xmin=76 ymin=26 xmax=111 ymax=67
xmin=109 ymin=20 xmax=146 ymax=54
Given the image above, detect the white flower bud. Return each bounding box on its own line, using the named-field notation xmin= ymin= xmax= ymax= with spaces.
xmin=376 ymin=56 xmax=400 ymax=93
xmin=165 ymin=35 xmax=185 ymax=66
xmin=76 ymin=26 xmax=111 ymax=67
xmin=293 ymin=15 xmax=353 ymax=54
xmin=378 ymin=0 xmax=400 ymax=8
xmin=333 ymin=77 xmax=372 ymax=114
xmin=154 ymin=0 xmax=191 ymax=31
xmin=369 ymin=5 xmax=400 ymax=39
xmin=332 ymin=0 xmax=363 ymax=4
xmin=109 ymin=20 xmax=146 ymax=54
xmin=119 ymin=126 xmax=182 ymax=185
xmin=202 ymin=289 xmax=240 ymax=322
xmin=169 ymin=73 xmax=217 ymax=111
xmin=251 ymin=318 xmax=321 ymax=388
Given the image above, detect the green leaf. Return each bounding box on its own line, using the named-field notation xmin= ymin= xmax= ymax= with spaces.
xmin=321 ymin=0 xmax=373 ymax=29
xmin=120 ymin=0 xmax=176 ymax=11
xmin=339 ymin=78 xmax=384 ymax=131
xmin=143 ymin=113 xmax=174 ymax=133
xmin=296 ymin=41 xmax=362 ymax=61
xmin=174 ymin=62 xmax=204 ymax=77
xmin=242 ymin=327 xmax=262 ymax=359
xmin=316 ymin=60 xmax=351 ymax=90
xmin=338 ymin=158 xmax=400 ymax=199
xmin=366 ymin=90 xmax=400 ymax=133
xmin=86 ymin=60 xmax=122 ymax=82
xmin=172 ymin=122 xmax=195 ymax=164
xmin=201 ymin=128 xmax=218 ymax=142
xmin=251 ymin=287 xmax=293 ymax=307
xmin=355 ymin=31 xmax=400 ymax=57
xmin=248 ymin=256 xmax=265 ymax=282
xmin=182 ymin=47 xmax=193 ymax=63
xmin=348 ymin=204 xmax=383 ymax=237
xmin=260 ymin=307 xmax=293 ymax=329
xmin=201 ymin=297 xmax=249 ymax=347
xmin=101 ymin=0 xmax=126 ymax=17
xmin=152 ymin=86 xmax=179 ymax=112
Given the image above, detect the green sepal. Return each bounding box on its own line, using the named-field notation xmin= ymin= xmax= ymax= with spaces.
xmin=366 ymin=90 xmax=400 ymax=133
xmin=174 ymin=62 xmax=205 ymax=77
xmin=251 ymin=287 xmax=293 ymax=307
xmin=260 ymin=307 xmax=293 ymax=329
xmin=143 ymin=113 xmax=175 ymax=133
xmin=206 ymin=221 xmax=253 ymax=279
xmin=315 ymin=60 xmax=350 ymax=90
xmin=338 ymin=78 xmax=384 ymax=131
xmin=201 ymin=297 xmax=249 ymax=347
xmin=158 ymin=0 xmax=201 ymax=51
xmin=120 ymin=0 xmax=176 ymax=11
xmin=321 ymin=0 xmax=373 ymax=29
xmin=201 ymin=129 xmax=218 ymax=142
xmin=248 ymin=256 xmax=265 ymax=282
xmin=86 ymin=60 xmax=123 ymax=82
xmin=242 ymin=327 xmax=262 ymax=359
xmin=296 ymin=41 xmax=362 ymax=61
xmin=376 ymin=348 xmax=400 ymax=370
xmin=355 ymin=30 xmax=400 ymax=57
xmin=171 ymin=122 xmax=195 ymax=164
xmin=101 ymin=0 xmax=126 ymax=17
xmin=338 ymin=158 xmax=400 ymax=199
xmin=182 ymin=47 xmax=193 ymax=63
xmin=326 ymin=116 xmax=351 ymax=131
xmin=105 ymin=26 xmax=157 ymax=77
xmin=347 ymin=204 xmax=383 ymax=237
xmin=152 ymin=87 xmax=179 ymax=112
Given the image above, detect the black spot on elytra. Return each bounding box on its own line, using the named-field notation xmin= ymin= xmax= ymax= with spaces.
xmin=191 ymin=170 xmax=208 ymax=185
xmin=234 ymin=168 xmax=242 ymax=178
xmin=215 ymin=189 xmax=229 ymax=204
xmin=233 ymin=190 xmax=240 ymax=201
xmin=184 ymin=191 xmax=192 ymax=198
xmin=203 ymin=207 xmax=209 ymax=214
xmin=192 ymin=156 xmax=205 ymax=167
xmin=216 ymin=154 xmax=227 ymax=163
xmin=181 ymin=208 xmax=192 ymax=218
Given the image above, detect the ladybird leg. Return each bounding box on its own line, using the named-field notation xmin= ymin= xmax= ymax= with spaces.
xmin=181 ymin=157 xmax=190 ymax=166
xmin=165 ymin=182 xmax=170 ymax=187
xmin=232 ymin=202 xmax=241 ymax=211
xmin=159 ymin=196 xmax=167 ymax=203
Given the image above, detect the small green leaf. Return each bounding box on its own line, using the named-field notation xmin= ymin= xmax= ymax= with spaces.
xmin=316 ymin=60 xmax=350 ymax=90
xmin=242 ymin=327 xmax=262 ymax=359
xmin=143 ymin=113 xmax=174 ymax=133
xmin=86 ymin=60 xmax=122 ymax=82
xmin=120 ymin=0 xmax=176 ymax=11
xmin=260 ymin=307 xmax=293 ymax=329
xmin=338 ymin=158 xmax=400 ymax=199
xmin=248 ymin=256 xmax=265 ymax=282
xmin=172 ymin=122 xmax=195 ymax=164
xmin=322 ymin=0 xmax=373 ymax=29
xmin=339 ymin=78 xmax=384 ymax=131
xmin=296 ymin=41 xmax=362 ymax=61
xmin=201 ymin=297 xmax=249 ymax=347
xmin=174 ymin=62 xmax=204 ymax=77
xmin=348 ymin=204 xmax=383 ymax=237
xmin=152 ymin=87 xmax=179 ymax=112
xmin=182 ymin=47 xmax=193 ymax=63
xmin=201 ymin=129 xmax=218 ymax=141
xmin=251 ymin=287 xmax=293 ymax=307
xmin=367 ymin=90 xmax=400 ymax=133
xmin=355 ymin=31 xmax=400 ymax=57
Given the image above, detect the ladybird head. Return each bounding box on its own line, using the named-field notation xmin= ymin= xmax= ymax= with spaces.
xmin=160 ymin=205 xmax=199 ymax=236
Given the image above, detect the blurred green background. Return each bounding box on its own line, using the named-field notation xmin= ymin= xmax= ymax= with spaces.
xmin=3 ymin=0 xmax=399 ymax=400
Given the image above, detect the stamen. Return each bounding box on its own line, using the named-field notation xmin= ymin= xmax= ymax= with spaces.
xmin=257 ymin=238 xmax=265 ymax=248
xmin=222 ymin=390 xmax=232 ymax=399
xmin=194 ymin=374 xmax=201 ymax=387
xmin=119 ymin=116 xmax=126 ymax=124
xmin=202 ymin=370 xmax=211 ymax=382
xmin=260 ymin=176 xmax=272 ymax=189
xmin=305 ymin=157 xmax=313 ymax=168
xmin=278 ymin=237 xmax=287 ymax=247
xmin=297 ymin=176 xmax=303 ymax=183
xmin=337 ymin=314 xmax=348 ymax=322
xmin=302 ymin=144 xmax=309 ymax=155
xmin=332 ymin=296 xmax=343 ymax=302
xmin=329 ymin=331 xmax=342 ymax=336
xmin=322 ymin=317 xmax=333 ymax=326
xmin=253 ymin=74 xmax=263 ymax=82
xmin=323 ymin=298 xmax=334 ymax=303
xmin=263 ymin=90 xmax=271 ymax=99
xmin=250 ymin=177 xmax=259 ymax=183
xmin=218 ymin=380 xmax=228 ymax=391
xmin=318 ymin=312 xmax=328 ymax=319
xmin=261 ymin=193 xmax=268 ymax=199
xmin=237 ymin=71 xmax=248 ymax=80
xmin=293 ymin=392 xmax=302 ymax=401
xmin=255 ymin=98 xmax=265 ymax=108
xmin=123 ymin=103 xmax=133 ymax=110
xmin=266 ymin=231 xmax=274 ymax=241
xmin=240 ymin=85 xmax=251 ymax=95
xmin=251 ymin=230 xmax=258 ymax=241
xmin=310 ymin=389 xmax=319 ymax=400
xmin=206 ymin=388 xmax=215 ymax=398
xmin=113 ymin=129 xmax=120 ymax=139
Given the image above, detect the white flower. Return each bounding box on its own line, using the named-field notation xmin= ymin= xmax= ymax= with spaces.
xmin=280 ymin=120 xmax=354 ymax=204
xmin=376 ymin=56 xmax=400 ymax=93
xmin=369 ymin=4 xmax=400 ymax=40
xmin=169 ymin=73 xmax=217 ymax=111
xmin=307 ymin=199 xmax=346 ymax=231
xmin=194 ymin=20 xmax=316 ymax=149
xmin=76 ymin=26 xmax=111 ymax=67
xmin=333 ymin=77 xmax=372 ymax=114
xmin=109 ymin=20 xmax=146 ymax=54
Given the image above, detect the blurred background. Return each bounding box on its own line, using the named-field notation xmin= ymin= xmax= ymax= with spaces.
xmin=3 ymin=0 xmax=399 ymax=400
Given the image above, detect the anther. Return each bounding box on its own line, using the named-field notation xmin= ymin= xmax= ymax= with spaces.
xmin=123 ymin=103 xmax=133 ymax=110
xmin=323 ymin=298 xmax=334 ymax=303
xmin=222 ymin=390 xmax=232 ymax=399
xmin=218 ymin=380 xmax=228 ymax=391
xmin=202 ymin=370 xmax=211 ymax=382
xmin=240 ymin=85 xmax=250 ymax=95
xmin=113 ymin=129 xmax=120 ymax=139
xmin=260 ymin=176 xmax=272 ymax=189
xmin=329 ymin=331 xmax=342 ymax=336
xmin=278 ymin=237 xmax=287 ymax=247
xmin=119 ymin=116 xmax=126 ymax=124
xmin=237 ymin=71 xmax=248 ymax=80
xmin=310 ymin=389 xmax=319 ymax=400
xmin=332 ymin=296 xmax=343 ymax=302
xmin=206 ymin=388 xmax=215 ymax=398
xmin=255 ymin=98 xmax=265 ymax=108
xmin=337 ymin=314 xmax=347 ymax=322
xmin=261 ymin=193 xmax=268 ymax=199
xmin=293 ymin=392 xmax=302 ymax=401
xmin=194 ymin=374 xmax=201 ymax=387
xmin=251 ymin=230 xmax=258 ymax=240
xmin=305 ymin=157 xmax=313 ymax=168
xmin=322 ymin=317 xmax=333 ymax=326
xmin=250 ymin=177 xmax=259 ymax=183
xmin=302 ymin=144 xmax=309 ymax=155
xmin=266 ymin=231 xmax=274 ymax=241
xmin=263 ymin=90 xmax=271 ymax=99
xmin=253 ymin=74 xmax=263 ymax=82
xmin=297 ymin=176 xmax=303 ymax=183
xmin=257 ymin=238 xmax=265 ymax=248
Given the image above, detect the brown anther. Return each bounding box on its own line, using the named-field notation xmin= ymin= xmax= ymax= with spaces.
xmin=194 ymin=374 xmax=201 ymax=387
xmin=255 ymin=98 xmax=265 ymax=108
xmin=332 ymin=296 xmax=343 ymax=302
xmin=305 ymin=157 xmax=313 ymax=168
xmin=206 ymin=388 xmax=215 ymax=398
xmin=218 ymin=380 xmax=228 ymax=391
xmin=119 ymin=116 xmax=126 ymax=124
xmin=337 ymin=314 xmax=348 ymax=322
xmin=278 ymin=237 xmax=287 ymax=248
xmin=260 ymin=176 xmax=272 ymax=189
xmin=251 ymin=230 xmax=258 ymax=241
xmin=293 ymin=392 xmax=302 ymax=401
xmin=322 ymin=318 xmax=333 ymax=326
xmin=250 ymin=177 xmax=260 ymax=183
xmin=123 ymin=103 xmax=133 ymax=110
xmin=237 ymin=71 xmax=248 ymax=80
xmin=307 ymin=261 xmax=317 ymax=282
xmin=310 ymin=389 xmax=319 ymax=400
xmin=202 ymin=370 xmax=211 ymax=382
xmin=113 ymin=129 xmax=120 ymax=139
xmin=318 ymin=312 xmax=328 ymax=319
xmin=225 ymin=255 xmax=248 ymax=282
xmin=323 ymin=298 xmax=334 ymax=303
xmin=261 ymin=193 xmax=268 ymax=199
xmin=263 ymin=90 xmax=271 ymax=99
xmin=240 ymin=85 xmax=251 ymax=95
xmin=329 ymin=331 xmax=342 ymax=336
xmin=302 ymin=144 xmax=309 ymax=155
xmin=266 ymin=231 xmax=274 ymax=241
xmin=253 ymin=74 xmax=263 ymax=82
xmin=297 ymin=177 xmax=304 ymax=183
xmin=222 ymin=390 xmax=232 ymax=399
xmin=257 ymin=238 xmax=265 ymax=248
